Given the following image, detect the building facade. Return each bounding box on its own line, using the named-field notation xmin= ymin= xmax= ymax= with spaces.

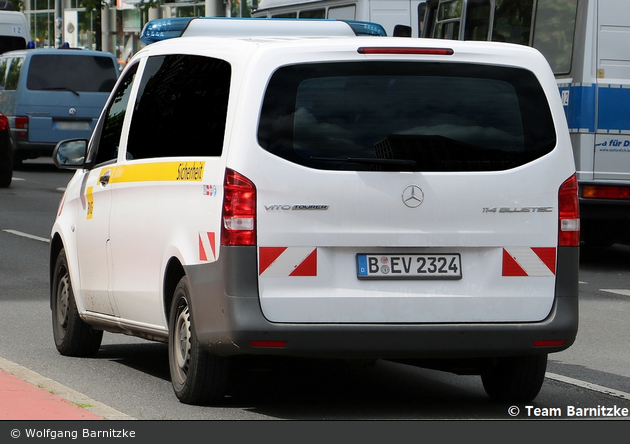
xmin=21 ymin=0 xmax=252 ymax=62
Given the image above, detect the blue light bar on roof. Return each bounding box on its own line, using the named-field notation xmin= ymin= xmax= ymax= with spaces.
xmin=140 ymin=17 xmax=194 ymax=44
xmin=139 ymin=17 xmax=387 ymax=45
xmin=341 ymin=20 xmax=387 ymax=37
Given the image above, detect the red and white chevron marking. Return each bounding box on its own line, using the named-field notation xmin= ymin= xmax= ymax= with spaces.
xmin=259 ymin=247 xmax=317 ymax=277
xmin=502 ymin=247 xmax=556 ymax=277
xmin=199 ymin=232 xmax=216 ymax=261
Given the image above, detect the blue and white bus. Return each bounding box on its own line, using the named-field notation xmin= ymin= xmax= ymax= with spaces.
xmin=253 ymin=0 xmax=630 ymax=246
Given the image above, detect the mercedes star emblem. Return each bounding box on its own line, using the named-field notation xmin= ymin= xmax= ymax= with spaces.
xmin=402 ymin=185 xmax=424 ymax=208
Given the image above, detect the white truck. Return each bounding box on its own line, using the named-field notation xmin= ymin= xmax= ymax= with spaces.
xmin=0 ymin=8 xmax=30 ymax=54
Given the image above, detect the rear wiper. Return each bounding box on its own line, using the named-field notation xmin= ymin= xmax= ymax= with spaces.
xmin=311 ymin=156 xmax=417 ymax=166
xmin=41 ymin=87 xmax=80 ymax=96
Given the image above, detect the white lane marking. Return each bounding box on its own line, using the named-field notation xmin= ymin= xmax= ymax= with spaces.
xmin=11 ymin=177 xmax=25 ymax=181
xmin=546 ymin=372 xmax=630 ymax=401
xmin=2 ymin=229 xmax=50 ymax=243
xmin=601 ymin=289 xmax=630 ymax=297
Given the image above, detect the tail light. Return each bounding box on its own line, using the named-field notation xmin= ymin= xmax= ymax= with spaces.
xmin=15 ymin=116 xmax=28 ymax=138
xmin=558 ymin=174 xmax=580 ymax=246
xmin=221 ymin=169 xmax=256 ymax=246
xmin=0 ymin=114 xmax=8 ymax=131
xmin=582 ymin=185 xmax=630 ymax=200
xmin=15 ymin=116 xmax=28 ymax=129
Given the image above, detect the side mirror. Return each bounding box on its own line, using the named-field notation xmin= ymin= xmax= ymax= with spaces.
xmin=53 ymin=139 xmax=88 ymax=169
xmin=393 ymin=25 xmax=412 ymax=37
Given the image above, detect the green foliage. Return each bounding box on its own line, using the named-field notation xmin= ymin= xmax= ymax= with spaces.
xmin=9 ymin=0 xmax=25 ymax=11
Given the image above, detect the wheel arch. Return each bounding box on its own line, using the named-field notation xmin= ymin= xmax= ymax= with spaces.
xmin=49 ymin=232 xmax=65 ymax=308
xmin=163 ymin=257 xmax=186 ymax=325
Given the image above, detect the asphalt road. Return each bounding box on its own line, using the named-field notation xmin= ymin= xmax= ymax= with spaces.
xmin=1 ymin=160 xmax=629 ymax=422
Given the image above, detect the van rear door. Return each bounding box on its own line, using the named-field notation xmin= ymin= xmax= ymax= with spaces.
xmin=247 ymin=44 xmax=574 ymax=325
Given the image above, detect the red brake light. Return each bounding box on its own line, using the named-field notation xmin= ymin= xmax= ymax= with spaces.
xmin=15 ymin=116 xmax=28 ymax=129
xmin=559 ymin=174 xmax=580 ymax=246
xmin=358 ymin=47 xmax=454 ymax=55
xmin=221 ymin=169 xmax=256 ymax=246
xmin=582 ymin=185 xmax=630 ymax=200
xmin=533 ymin=340 xmax=567 ymax=347
xmin=248 ymin=341 xmax=287 ymax=348
xmin=0 ymin=114 xmax=7 ymax=131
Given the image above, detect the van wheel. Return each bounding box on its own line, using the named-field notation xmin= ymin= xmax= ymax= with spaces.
xmin=11 ymin=154 xmax=23 ymax=170
xmin=51 ymin=248 xmax=103 ymax=356
xmin=0 ymin=144 xmax=12 ymax=188
xmin=168 ymin=276 xmax=230 ymax=405
xmin=481 ymin=354 xmax=547 ymax=402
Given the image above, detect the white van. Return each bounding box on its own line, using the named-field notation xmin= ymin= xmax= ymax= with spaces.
xmin=0 ymin=9 xmax=30 ymax=54
xmin=50 ymin=17 xmax=579 ymax=406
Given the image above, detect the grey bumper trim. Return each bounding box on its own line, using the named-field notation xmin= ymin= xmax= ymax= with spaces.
xmin=185 ymin=246 xmax=579 ymax=360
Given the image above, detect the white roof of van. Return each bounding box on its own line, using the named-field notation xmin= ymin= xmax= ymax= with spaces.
xmin=183 ymin=17 xmax=355 ymax=38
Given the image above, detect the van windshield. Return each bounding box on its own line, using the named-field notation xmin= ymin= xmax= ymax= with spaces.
xmin=26 ymin=54 xmax=118 ymax=93
xmin=258 ymin=61 xmax=556 ymax=172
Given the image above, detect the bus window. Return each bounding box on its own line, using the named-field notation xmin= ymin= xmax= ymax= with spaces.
xmin=464 ymin=0 xmax=491 ymax=41
xmin=299 ymin=9 xmax=326 ymax=18
xmin=328 ymin=5 xmax=356 ymax=21
xmin=531 ymin=0 xmax=578 ymax=75
xmin=434 ymin=0 xmax=463 ymax=39
xmin=418 ymin=2 xmax=427 ymax=38
xmin=423 ymin=1 xmax=438 ymax=37
xmin=492 ymin=0 xmax=533 ymax=44
xmin=272 ymin=12 xmax=297 ymax=18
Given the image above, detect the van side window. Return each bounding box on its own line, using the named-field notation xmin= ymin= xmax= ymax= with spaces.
xmin=4 ymin=57 xmax=22 ymax=90
xmin=0 ymin=58 xmax=8 ymax=88
xmin=88 ymin=64 xmax=138 ymax=167
xmin=127 ymin=54 xmax=231 ymax=160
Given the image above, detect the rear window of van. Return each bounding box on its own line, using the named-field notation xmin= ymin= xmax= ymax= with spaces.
xmin=258 ymin=61 xmax=556 ymax=172
xmin=26 ymin=54 xmax=118 ymax=93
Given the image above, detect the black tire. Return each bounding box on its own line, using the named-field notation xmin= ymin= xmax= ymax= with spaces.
xmin=0 ymin=141 xmax=12 ymax=188
xmin=168 ymin=276 xmax=230 ymax=405
xmin=11 ymin=153 xmax=22 ymax=171
xmin=51 ymin=248 xmax=103 ymax=356
xmin=481 ymin=354 xmax=547 ymax=402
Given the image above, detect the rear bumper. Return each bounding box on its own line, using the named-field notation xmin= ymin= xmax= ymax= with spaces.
xmin=186 ymin=246 xmax=579 ymax=360
xmin=12 ymin=139 xmax=56 ymax=160
xmin=579 ymin=191 xmax=630 ymax=244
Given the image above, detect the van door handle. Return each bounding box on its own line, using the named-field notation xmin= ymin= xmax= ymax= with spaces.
xmin=99 ymin=170 xmax=111 ymax=186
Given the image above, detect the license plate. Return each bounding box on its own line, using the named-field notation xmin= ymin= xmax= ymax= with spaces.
xmin=55 ymin=121 xmax=90 ymax=131
xmin=357 ymin=253 xmax=462 ymax=280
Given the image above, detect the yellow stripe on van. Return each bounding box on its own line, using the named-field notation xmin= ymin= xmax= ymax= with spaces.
xmin=109 ymin=161 xmax=205 ymax=183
